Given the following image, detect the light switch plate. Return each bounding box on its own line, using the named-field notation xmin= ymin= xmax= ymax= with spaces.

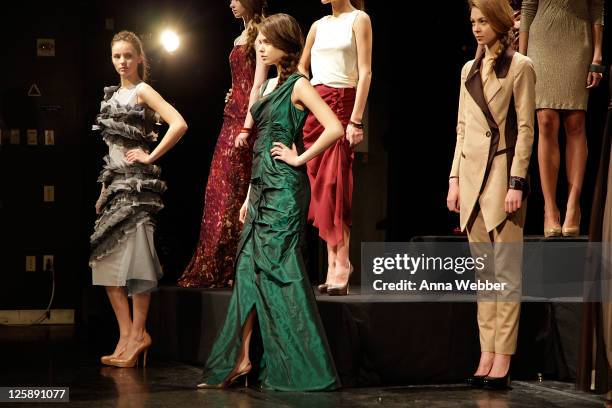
xmin=43 ymin=185 xmax=55 ymax=202
xmin=43 ymin=255 xmax=54 ymax=272
xmin=25 ymin=256 xmax=36 ymax=272
xmin=44 ymin=129 xmax=55 ymax=145
xmin=27 ymin=129 xmax=38 ymax=145
xmin=9 ymin=129 xmax=20 ymax=144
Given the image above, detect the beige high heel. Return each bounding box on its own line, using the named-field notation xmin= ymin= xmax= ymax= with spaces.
xmin=327 ymin=262 xmax=354 ymax=296
xmin=100 ymin=344 xmax=127 ymax=366
xmin=562 ymin=209 xmax=581 ymax=237
xmin=109 ymin=332 xmax=152 ymax=368
xmin=101 ymin=336 xmax=132 ymax=365
xmin=197 ymin=362 xmax=252 ymax=389
xmin=317 ymin=262 xmax=337 ymax=294
xmin=543 ymin=212 xmax=562 ymax=238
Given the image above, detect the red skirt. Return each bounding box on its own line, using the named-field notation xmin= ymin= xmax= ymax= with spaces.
xmin=302 ymin=85 xmax=356 ymax=247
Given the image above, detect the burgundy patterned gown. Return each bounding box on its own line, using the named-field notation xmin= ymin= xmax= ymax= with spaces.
xmin=178 ymin=45 xmax=255 ymax=287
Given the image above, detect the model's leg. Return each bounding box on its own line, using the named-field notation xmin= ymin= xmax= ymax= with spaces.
xmin=467 ymin=210 xmax=496 ymax=376
xmin=562 ymin=110 xmax=587 ymax=232
xmin=537 ymin=109 xmax=562 ymax=233
xmin=104 ymin=286 xmax=132 ymax=357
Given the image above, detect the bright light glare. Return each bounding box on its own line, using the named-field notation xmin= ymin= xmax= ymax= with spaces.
xmin=161 ymin=30 xmax=180 ymax=53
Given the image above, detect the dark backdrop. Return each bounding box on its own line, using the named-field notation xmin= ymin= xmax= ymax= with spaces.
xmin=0 ymin=1 xmax=609 ymax=312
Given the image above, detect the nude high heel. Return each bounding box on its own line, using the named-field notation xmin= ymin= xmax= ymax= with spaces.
xmin=109 ymin=332 xmax=152 ymax=368
xmin=327 ymin=262 xmax=353 ymax=296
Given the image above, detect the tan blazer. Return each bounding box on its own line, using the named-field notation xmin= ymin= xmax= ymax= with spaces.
xmin=450 ymin=48 xmax=536 ymax=232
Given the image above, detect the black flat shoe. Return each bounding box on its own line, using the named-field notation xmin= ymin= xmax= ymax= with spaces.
xmin=482 ymin=373 xmax=511 ymax=390
xmin=465 ymin=375 xmax=486 ymax=388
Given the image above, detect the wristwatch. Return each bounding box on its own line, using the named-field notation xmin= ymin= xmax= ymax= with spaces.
xmin=509 ymin=176 xmax=525 ymax=190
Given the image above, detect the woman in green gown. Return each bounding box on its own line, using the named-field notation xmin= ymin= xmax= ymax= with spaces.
xmin=197 ymin=13 xmax=345 ymax=392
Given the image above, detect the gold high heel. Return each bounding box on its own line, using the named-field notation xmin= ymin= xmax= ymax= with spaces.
xmin=327 ymin=262 xmax=353 ymax=296
xmin=561 ymin=226 xmax=580 ymax=237
xmin=197 ymin=363 xmax=251 ymax=389
xmin=543 ymin=212 xmax=562 ymax=238
xmin=110 ymin=332 xmax=152 ymax=368
xmin=562 ymin=211 xmax=581 ymax=237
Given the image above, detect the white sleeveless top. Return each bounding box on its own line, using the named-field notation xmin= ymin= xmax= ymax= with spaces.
xmin=311 ymin=10 xmax=360 ymax=88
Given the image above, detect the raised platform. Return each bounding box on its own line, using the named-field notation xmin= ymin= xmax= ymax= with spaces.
xmin=146 ymin=285 xmax=578 ymax=387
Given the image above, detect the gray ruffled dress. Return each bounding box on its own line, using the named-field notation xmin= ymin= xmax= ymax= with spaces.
xmin=89 ymin=83 xmax=165 ymax=295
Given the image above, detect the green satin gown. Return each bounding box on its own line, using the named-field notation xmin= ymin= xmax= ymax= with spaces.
xmin=200 ymin=73 xmax=341 ymax=391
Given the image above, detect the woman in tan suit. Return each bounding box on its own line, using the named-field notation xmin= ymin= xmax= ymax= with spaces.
xmin=447 ymin=0 xmax=536 ymax=390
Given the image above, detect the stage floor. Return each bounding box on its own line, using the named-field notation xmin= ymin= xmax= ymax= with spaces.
xmin=140 ymin=285 xmax=582 ymax=387
xmin=0 ymin=325 xmax=607 ymax=407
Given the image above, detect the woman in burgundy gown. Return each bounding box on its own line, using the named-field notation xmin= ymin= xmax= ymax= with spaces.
xmin=178 ymin=0 xmax=268 ymax=287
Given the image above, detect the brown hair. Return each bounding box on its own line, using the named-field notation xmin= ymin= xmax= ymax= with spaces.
xmin=468 ymin=0 xmax=514 ymax=67
xmin=111 ymin=31 xmax=150 ymax=81
xmin=350 ymin=0 xmax=364 ymax=10
xmin=239 ymin=0 xmax=267 ymax=65
xmin=258 ymin=14 xmax=304 ymax=88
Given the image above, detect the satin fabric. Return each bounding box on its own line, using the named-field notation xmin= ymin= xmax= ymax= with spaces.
xmin=200 ymin=73 xmax=340 ymax=391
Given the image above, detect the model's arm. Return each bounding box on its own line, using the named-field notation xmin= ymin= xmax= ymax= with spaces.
xmin=271 ymin=78 xmax=344 ymax=167
xmin=239 ymin=184 xmax=251 ymax=223
xmin=298 ymin=21 xmax=318 ymax=78
xmin=510 ymin=59 xmax=536 ymax=180
xmin=236 ymin=51 xmax=270 ymax=147
xmin=518 ymin=0 xmax=538 ymax=54
xmin=447 ymin=63 xmax=469 ymax=213
xmin=346 ymin=12 xmax=373 ymax=147
xmin=505 ymin=57 xmax=536 ymax=213
xmin=586 ymin=0 xmax=604 ymax=89
xmin=125 ymin=83 xmax=188 ymax=164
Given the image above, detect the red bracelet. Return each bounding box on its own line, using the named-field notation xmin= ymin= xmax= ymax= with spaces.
xmin=240 ymin=128 xmax=252 ymax=134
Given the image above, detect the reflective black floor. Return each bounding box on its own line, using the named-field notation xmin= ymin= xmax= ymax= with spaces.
xmin=0 ymin=325 xmax=608 ymax=407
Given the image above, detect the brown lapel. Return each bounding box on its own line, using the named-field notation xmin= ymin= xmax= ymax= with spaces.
xmin=464 ymin=47 xmax=515 ymax=191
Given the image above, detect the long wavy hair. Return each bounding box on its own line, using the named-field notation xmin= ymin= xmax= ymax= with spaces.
xmin=111 ymin=31 xmax=149 ymax=82
xmin=350 ymin=0 xmax=364 ymax=10
xmin=469 ymin=0 xmax=514 ymax=68
xmin=239 ymin=0 xmax=267 ymax=65
xmin=258 ymin=14 xmax=304 ymax=88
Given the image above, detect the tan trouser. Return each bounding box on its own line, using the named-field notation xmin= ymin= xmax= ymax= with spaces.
xmin=467 ymin=204 xmax=525 ymax=355
xmin=602 ymin=174 xmax=612 ymax=370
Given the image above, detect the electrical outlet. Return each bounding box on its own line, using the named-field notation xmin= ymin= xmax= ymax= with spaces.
xmin=43 ymin=185 xmax=55 ymax=202
xmin=25 ymin=256 xmax=36 ymax=272
xmin=43 ymin=255 xmax=54 ymax=272
xmin=37 ymin=38 xmax=55 ymax=57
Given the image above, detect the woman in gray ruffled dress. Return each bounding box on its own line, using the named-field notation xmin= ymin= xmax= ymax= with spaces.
xmin=90 ymin=31 xmax=188 ymax=368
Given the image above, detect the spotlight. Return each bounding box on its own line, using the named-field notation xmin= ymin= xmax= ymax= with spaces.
xmin=161 ymin=30 xmax=180 ymax=53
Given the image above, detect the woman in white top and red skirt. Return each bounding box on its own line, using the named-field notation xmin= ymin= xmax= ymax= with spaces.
xmin=299 ymin=0 xmax=373 ymax=295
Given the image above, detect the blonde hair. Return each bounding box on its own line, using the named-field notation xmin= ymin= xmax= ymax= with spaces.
xmin=469 ymin=0 xmax=514 ymax=66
